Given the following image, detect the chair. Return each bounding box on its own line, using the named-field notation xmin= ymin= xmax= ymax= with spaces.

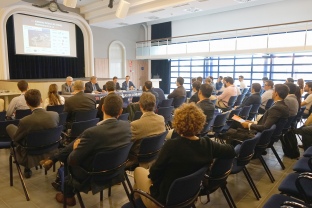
xmin=132 ymin=96 xmax=140 ymax=103
xmin=0 ymin=111 xmax=6 ymax=121
xmin=222 ymin=108 xmax=242 ymax=132
xmin=0 ymin=120 xmax=19 ymax=149
xmin=230 ymin=133 xmax=262 ymax=200
xmin=46 ymin=105 xmax=65 ymax=114
xmin=172 ymin=96 xmax=186 ymax=108
xmin=10 ymin=125 xmax=63 ymax=201
xmin=200 ymin=158 xmax=236 ymax=208
xmin=186 ymin=90 xmax=192 ymax=98
xmin=263 ymin=194 xmax=311 ymax=208
xmin=74 ymin=109 xmax=97 ymax=122
xmin=254 ymin=125 xmax=276 ymax=183
xmin=122 ymin=166 xmax=208 ymax=208
xmin=62 ymin=118 xmax=99 ymax=143
xmin=217 ymin=96 xmax=237 ymax=112
xmin=239 ymin=105 xmax=252 ymax=120
xmin=234 ymin=94 xmax=245 ymax=107
xmin=268 ymin=118 xmax=288 ymax=170
xmin=157 ymin=106 xmax=174 ymax=129
xmin=247 ymin=103 xmax=261 ymax=120
xmin=59 ymin=112 xmax=68 ymax=127
xmin=278 ymin=172 xmax=312 ymax=204
xmin=209 ymin=112 xmax=230 ymax=142
xmin=295 ymin=106 xmax=306 ymax=127
xmin=241 ymin=88 xmax=249 ymax=95
xmin=293 ymin=156 xmax=312 ymax=173
xmin=133 ymin=111 xmax=143 ymax=121
xmin=158 ymin=98 xmax=174 ymax=108
xmin=153 ymin=88 xmax=166 ymax=106
xmin=264 ymin=99 xmax=274 ymax=111
xmin=118 ymin=113 xmax=129 ymax=121
xmin=199 ymin=117 xmax=215 ymax=137
xmin=68 ymin=143 xmax=133 ymax=208
xmin=15 ymin=109 xmax=31 ymax=119
xmin=303 ymin=146 xmax=312 ymax=157
xmin=123 ymin=97 xmax=130 ymax=108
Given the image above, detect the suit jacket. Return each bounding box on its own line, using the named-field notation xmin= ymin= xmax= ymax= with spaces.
xmin=8 ymin=108 xmax=59 ymax=167
xmin=67 ymin=119 xmax=131 ymax=193
xmin=84 ymin=81 xmax=102 ymax=93
xmin=130 ymin=112 xmax=165 ymax=155
xmin=189 ymin=92 xmax=199 ymax=103
xmin=122 ymin=81 xmax=135 ymax=90
xmin=61 ymin=83 xmax=74 ymax=95
xmin=251 ymin=100 xmax=289 ymax=132
xmin=168 ymin=86 xmax=186 ymax=99
xmin=196 ymin=99 xmax=215 ymax=123
xmin=103 ymin=82 xmax=121 ymax=91
xmin=239 ymin=92 xmax=261 ymax=108
xmin=64 ymin=91 xmax=96 ymax=122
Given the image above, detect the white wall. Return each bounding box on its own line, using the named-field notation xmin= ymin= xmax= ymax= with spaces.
xmin=91 ymin=24 xmax=145 ymax=60
xmin=172 ymin=0 xmax=312 ymax=37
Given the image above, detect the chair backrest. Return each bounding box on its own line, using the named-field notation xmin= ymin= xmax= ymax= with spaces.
xmin=271 ymin=117 xmax=288 ymax=143
xmin=15 ymin=109 xmax=31 ymax=119
xmin=205 ymin=158 xmax=234 ymax=193
xmin=186 ymin=90 xmax=192 ymax=98
xmin=227 ymin=96 xmax=237 ymax=108
xmin=255 ymin=125 xmax=276 ymax=155
xmin=166 ymin=166 xmax=207 ymax=207
xmin=0 ymin=119 xmax=19 ymax=142
xmin=172 ymin=96 xmax=186 ymax=108
xmin=70 ymin=118 xmax=99 ymax=138
xmin=157 ymin=106 xmax=173 ymax=125
xmin=153 ymin=88 xmax=166 ymax=104
xmin=133 ymin=111 xmax=143 ymax=121
xmin=159 ymin=98 xmax=174 ymax=108
xmin=132 ymin=96 xmax=140 ymax=103
xmin=58 ymin=112 xmax=68 ymax=127
xmin=239 ymin=105 xmax=252 ymax=119
xmin=283 ymin=116 xmax=297 ymax=131
xmin=118 ymin=113 xmax=129 ymax=121
xmin=296 ymin=106 xmax=306 ymax=122
xmin=0 ymin=111 xmax=6 ymax=121
xmin=74 ymin=109 xmax=97 ymax=122
xmin=228 ymin=108 xmax=242 ymax=121
xmin=46 ymin=105 xmax=65 ymax=114
xmin=24 ymin=125 xmax=63 ymax=155
xmin=265 ymin=99 xmax=274 ymax=110
xmin=212 ymin=112 xmax=229 ymax=133
xmin=242 ymin=88 xmax=249 ymax=95
xmin=236 ymin=133 xmax=261 ymax=166
xmin=137 ymin=131 xmax=167 ymax=163
xmin=234 ymin=94 xmax=245 ymax=106
xmin=200 ymin=118 xmax=215 ymax=136
xmin=248 ymin=103 xmax=261 ymax=120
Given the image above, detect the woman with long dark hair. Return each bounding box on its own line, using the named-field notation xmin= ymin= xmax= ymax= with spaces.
xmin=43 ymin=84 xmax=65 ymax=109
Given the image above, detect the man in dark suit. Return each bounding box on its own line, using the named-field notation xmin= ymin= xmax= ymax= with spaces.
xmin=196 ymin=84 xmax=215 ymax=123
xmin=143 ymin=81 xmax=159 ymax=105
xmin=122 ymin=75 xmax=135 ymax=90
xmin=234 ymin=83 xmax=261 ymax=109
xmin=6 ymin=89 xmax=59 ymax=178
xmin=168 ymin=77 xmax=186 ymax=99
xmin=226 ymin=84 xmax=289 ymax=143
xmin=103 ymin=76 xmax=120 ymax=91
xmin=64 ymin=80 xmax=96 ymax=122
xmin=84 ymin=76 xmax=103 ymax=93
xmin=44 ymin=93 xmax=131 ymax=206
xmin=61 ymin=76 xmax=74 ymax=95
xmin=97 ymin=81 xmax=115 ymax=120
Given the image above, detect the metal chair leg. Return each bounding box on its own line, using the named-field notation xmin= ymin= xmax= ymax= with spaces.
xmin=242 ymin=168 xmax=261 ymax=200
xmin=9 ymin=153 xmax=13 ymax=186
xmin=76 ymin=192 xmax=85 ymax=208
xmin=221 ymin=185 xmax=237 ymax=208
xmin=270 ymin=146 xmax=285 ymax=169
xmin=258 ymin=155 xmax=275 ymax=183
xmin=100 ymin=190 xmax=103 ymax=201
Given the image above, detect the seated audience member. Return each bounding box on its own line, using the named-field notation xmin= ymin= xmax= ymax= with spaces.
xmin=189 ymin=81 xmax=201 ymax=103
xmin=103 ymin=76 xmax=120 ymax=91
xmin=295 ymin=113 xmax=312 ymax=150
xmin=301 ymin=82 xmax=312 ymax=116
xmin=262 ymin=77 xmax=268 ymax=86
xmin=298 ymin=78 xmax=304 ymax=95
xmin=238 ymin=75 xmax=246 ymax=90
xmin=234 ymin=83 xmax=261 ymax=109
xmin=197 ymin=84 xmax=215 ymax=123
xmin=284 ymin=83 xmax=299 ymax=117
xmin=258 ymin=80 xmax=274 ymax=114
xmin=6 ymin=89 xmax=59 ymax=178
xmin=64 ymin=80 xmax=96 ymax=122
xmin=133 ymin=103 xmax=236 ymax=207
xmin=215 ymin=76 xmax=223 ymax=91
xmin=143 ymin=81 xmax=159 ymax=105
xmin=97 ymin=81 xmax=115 ymax=121
xmin=122 ymin=75 xmax=135 ymax=90
xmin=225 ymin=84 xmax=289 ymax=143
xmin=215 ymin=77 xmax=238 ymax=108
xmin=41 ymin=94 xmax=131 ymax=206
xmin=84 ymin=76 xmax=103 ymax=93
xmin=286 ymin=77 xmax=295 ymax=84
xmin=168 ymin=77 xmax=186 ymax=99
xmin=6 ymin=80 xmax=29 ymax=119
xmin=128 ymin=92 xmax=165 ymax=167
xmin=205 ymin=77 xmax=216 ymax=93
xmin=43 ymin=84 xmax=65 ymax=109
xmin=197 ymin=76 xmax=203 ymax=84
xmin=61 ymin=76 xmax=74 ymax=95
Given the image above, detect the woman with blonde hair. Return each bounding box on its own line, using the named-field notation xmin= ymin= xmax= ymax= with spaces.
xmin=43 ymin=84 xmax=65 ymax=109
xmin=133 ymin=103 xmax=235 ymax=207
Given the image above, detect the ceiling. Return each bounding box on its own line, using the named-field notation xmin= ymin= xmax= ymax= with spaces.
xmin=2 ymin=0 xmax=286 ymax=29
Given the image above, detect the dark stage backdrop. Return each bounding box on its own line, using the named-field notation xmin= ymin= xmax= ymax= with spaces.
xmin=6 ymin=15 xmax=85 ymax=79
xmin=151 ymin=22 xmax=171 ymax=94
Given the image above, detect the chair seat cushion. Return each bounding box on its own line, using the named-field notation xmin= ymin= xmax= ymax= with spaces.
xmin=230 ymin=159 xmax=244 ymax=174
xmin=263 ymin=194 xmax=308 ymax=208
xmin=293 ymin=157 xmax=312 ymax=172
xmin=0 ymin=141 xmax=11 ymax=149
xmin=303 ymin=146 xmax=312 ymax=157
xmin=121 ymin=198 xmax=145 ymax=208
xmin=278 ymin=173 xmax=312 ymax=199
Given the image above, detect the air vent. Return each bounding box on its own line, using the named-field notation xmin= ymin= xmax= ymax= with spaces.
xmin=172 ymin=3 xmax=189 ymax=8
xmin=150 ymin=8 xmax=165 ymax=13
xmin=184 ymin=7 xmax=202 ymax=13
xmin=234 ymin=0 xmax=257 ymax=3
xmin=118 ymin=23 xmax=129 ymax=26
xmin=197 ymin=0 xmax=209 ymax=2
xmin=145 ymin=16 xmax=160 ymax=20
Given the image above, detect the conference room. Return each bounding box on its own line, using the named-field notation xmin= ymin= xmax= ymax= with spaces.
xmin=0 ymin=0 xmax=312 ymax=207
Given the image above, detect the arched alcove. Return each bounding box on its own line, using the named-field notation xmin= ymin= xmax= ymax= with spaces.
xmin=108 ymin=40 xmax=126 ymax=78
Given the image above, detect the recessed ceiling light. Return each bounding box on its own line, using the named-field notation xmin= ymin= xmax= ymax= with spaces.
xmin=234 ymin=0 xmax=257 ymax=3
xmin=118 ymin=23 xmax=129 ymax=26
xmin=172 ymin=3 xmax=189 ymax=8
xmin=150 ymin=9 xmax=165 ymax=13
xmin=184 ymin=7 xmax=202 ymax=13
xmin=145 ymin=16 xmax=160 ymax=20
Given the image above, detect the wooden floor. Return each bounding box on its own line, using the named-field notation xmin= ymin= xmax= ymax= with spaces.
xmin=0 ymin=140 xmax=303 ymax=208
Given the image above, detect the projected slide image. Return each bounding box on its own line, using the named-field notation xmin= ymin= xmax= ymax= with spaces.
xmin=28 ymin=29 xmax=51 ymax=48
